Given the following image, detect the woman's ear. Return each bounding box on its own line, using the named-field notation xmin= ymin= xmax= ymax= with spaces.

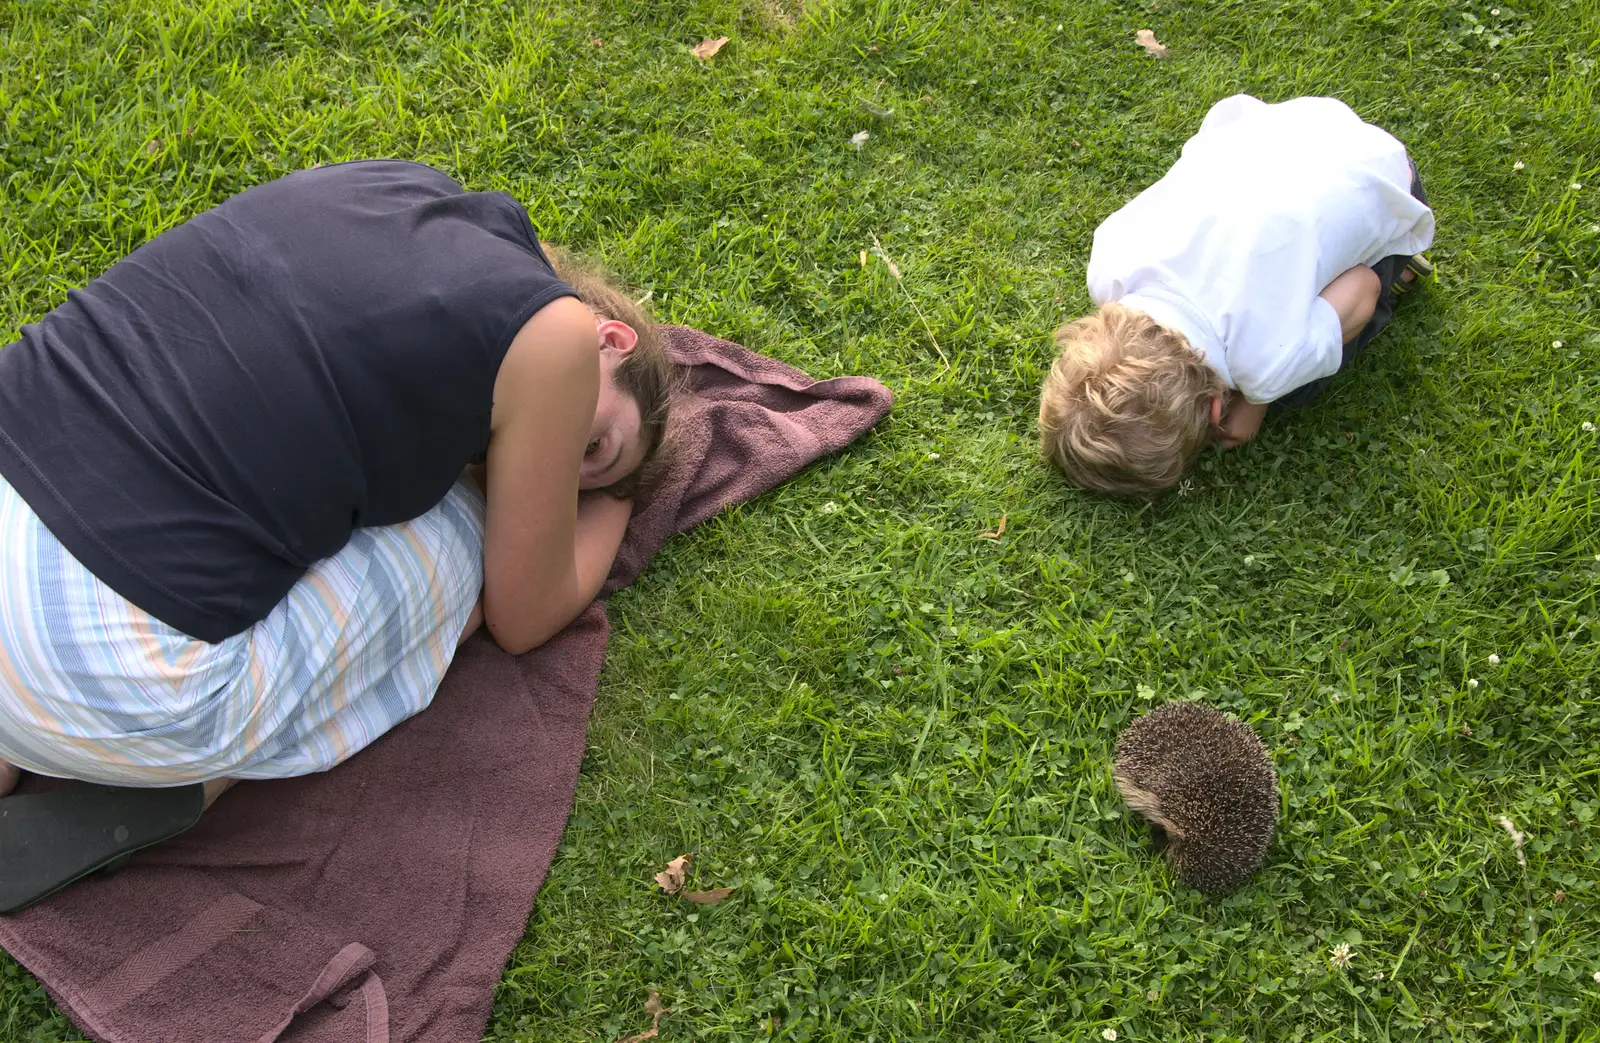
xmin=595 ymin=318 xmax=639 ymax=356
xmin=1209 ymin=394 xmax=1224 ymax=426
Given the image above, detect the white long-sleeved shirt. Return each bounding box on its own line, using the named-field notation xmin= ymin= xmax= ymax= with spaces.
xmin=1086 ymin=95 xmax=1435 ymax=404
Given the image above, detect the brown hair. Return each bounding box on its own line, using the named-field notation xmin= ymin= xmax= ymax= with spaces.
xmin=1038 ymin=302 xmax=1224 ymax=496
xmin=544 ymin=246 xmax=675 ymax=498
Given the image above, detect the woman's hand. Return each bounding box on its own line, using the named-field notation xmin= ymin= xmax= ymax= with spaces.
xmin=573 ymin=491 xmax=633 ymax=592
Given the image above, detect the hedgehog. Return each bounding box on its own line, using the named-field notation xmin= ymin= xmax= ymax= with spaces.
xmin=1112 ymin=702 xmax=1279 ymax=895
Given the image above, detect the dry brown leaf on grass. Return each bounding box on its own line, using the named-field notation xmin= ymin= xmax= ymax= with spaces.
xmin=616 ymin=991 xmax=669 ymax=1043
xmin=654 ymin=853 xmax=735 ymax=904
xmin=1135 ymin=29 xmax=1169 ymax=58
xmin=978 ymin=513 xmax=1007 ymax=541
xmin=654 ymin=853 xmax=693 ymax=895
xmin=692 ymin=36 xmax=730 ymax=59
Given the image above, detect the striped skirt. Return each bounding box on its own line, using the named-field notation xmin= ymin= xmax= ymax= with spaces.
xmin=0 ymin=473 xmax=485 ymax=784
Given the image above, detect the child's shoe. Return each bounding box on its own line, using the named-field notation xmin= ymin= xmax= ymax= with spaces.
xmin=1393 ymin=253 xmax=1433 ymax=293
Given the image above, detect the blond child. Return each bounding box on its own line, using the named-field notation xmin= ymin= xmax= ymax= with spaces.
xmin=1040 ymin=94 xmax=1435 ymax=495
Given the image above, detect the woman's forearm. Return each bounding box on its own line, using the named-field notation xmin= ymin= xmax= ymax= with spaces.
xmin=482 ymin=494 xmax=631 ymax=654
xmin=573 ymin=492 xmax=633 ymax=602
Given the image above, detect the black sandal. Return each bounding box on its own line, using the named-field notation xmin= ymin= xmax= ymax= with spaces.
xmin=1392 ymin=252 xmax=1433 ymax=294
xmin=0 ymin=782 xmax=206 ymax=913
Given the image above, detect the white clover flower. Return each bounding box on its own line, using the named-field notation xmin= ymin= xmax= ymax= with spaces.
xmin=1102 ymin=1030 xmax=1118 ymax=1042
xmin=1513 ymin=160 xmax=1525 ymax=170
xmin=849 ymin=130 xmax=870 ymax=149
xmin=1490 ymin=5 xmax=1499 ymax=12
xmin=1330 ymin=942 xmax=1355 ymax=969
xmin=1056 ymin=23 xmax=1064 ymax=30
xmin=1584 ymin=421 xmax=1596 ymax=433
xmin=1468 ymin=678 xmax=1480 ymax=689
xmin=1573 ymin=183 xmax=1585 ymax=191
xmin=1488 ymin=653 xmax=1501 ymax=665
xmin=1552 ymin=340 xmax=1563 ymax=348
xmin=1244 ymin=554 xmax=1256 ymax=565
xmin=926 ymin=451 xmax=941 ymax=460
xmin=818 ymin=501 xmax=840 ymax=515
xmin=1594 ymin=970 xmax=1600 ymax=983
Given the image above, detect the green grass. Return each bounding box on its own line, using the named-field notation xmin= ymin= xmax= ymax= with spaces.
xmin=3 ymin=0 xmax=1599 ymax=1039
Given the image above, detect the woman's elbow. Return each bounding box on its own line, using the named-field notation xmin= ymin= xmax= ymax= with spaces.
xmin=482 ymin=570 xmax=591 ymax=654
xmin=482 ymin=605 xmax=566 ymax=656
xmin=484 ymin=619 xmax=551 ymax=656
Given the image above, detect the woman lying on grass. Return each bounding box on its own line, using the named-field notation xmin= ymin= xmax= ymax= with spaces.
xmin=0 ymin=161 xmax=670 ymax=832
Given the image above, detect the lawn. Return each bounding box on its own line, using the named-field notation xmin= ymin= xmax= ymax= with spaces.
xmin=3 ymin=0 xmax=1599 ymax=1039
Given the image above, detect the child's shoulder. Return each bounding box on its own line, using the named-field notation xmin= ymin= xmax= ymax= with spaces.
xmin=1193 ymin=94 xmax=1266 ymax=136
xmin=1193 ymin=95 xmax=1373 ymax=147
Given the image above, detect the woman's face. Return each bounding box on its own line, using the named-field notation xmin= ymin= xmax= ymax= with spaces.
xmin=578 ymin=326 xmax=646 ymax=490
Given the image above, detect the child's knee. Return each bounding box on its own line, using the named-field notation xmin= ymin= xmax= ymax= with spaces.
xmin=1353 ymin=263 xmax=1382 ymax=309
xmin=1321 ymin=264 xmax=1381 ymax=342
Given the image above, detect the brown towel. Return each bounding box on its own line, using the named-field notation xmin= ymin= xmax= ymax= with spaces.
xmin=0 ymin=326 xmax=893 ymax=1043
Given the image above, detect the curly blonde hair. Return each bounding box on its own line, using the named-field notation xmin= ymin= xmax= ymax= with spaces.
xmin=1038 ymin=303 xmax=1224 ymax=496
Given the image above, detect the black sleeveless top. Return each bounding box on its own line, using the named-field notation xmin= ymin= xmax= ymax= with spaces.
xmin=0 ymin=161 xmax=576 ymax=642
